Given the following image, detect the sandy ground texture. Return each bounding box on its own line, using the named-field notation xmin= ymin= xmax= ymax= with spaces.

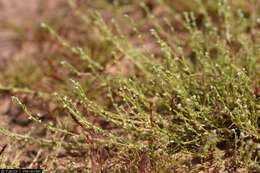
xmin=0 ymin=0 xmax=60 ymax=64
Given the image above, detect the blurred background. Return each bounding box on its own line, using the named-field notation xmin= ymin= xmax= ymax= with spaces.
xmin=0 ymin=0 xmax=61 ymax=64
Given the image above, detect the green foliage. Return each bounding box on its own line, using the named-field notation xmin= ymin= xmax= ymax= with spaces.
xmin=0 ymin=0 xmax=259 ymax=172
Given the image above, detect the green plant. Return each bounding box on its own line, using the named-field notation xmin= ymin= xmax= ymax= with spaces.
xmin=0 ymin=0 xmax=259 ymax=172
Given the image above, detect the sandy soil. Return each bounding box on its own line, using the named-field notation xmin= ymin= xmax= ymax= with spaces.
xmin=0 ymin=0 xmax=60 ymax=64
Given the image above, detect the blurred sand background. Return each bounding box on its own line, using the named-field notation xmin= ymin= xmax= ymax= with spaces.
xmin=0 ymin=0 xmax=59 ymax=63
